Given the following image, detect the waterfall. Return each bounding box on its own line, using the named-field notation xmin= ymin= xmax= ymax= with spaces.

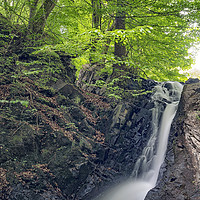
xmin=99 ymin=81 xmax=183 ymax=200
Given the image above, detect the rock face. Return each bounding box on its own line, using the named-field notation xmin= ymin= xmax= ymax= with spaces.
xmin=145 ymin=81 xmax=200 ymax=200
xmin=0 ymin=45 xmax=158 ymax=199
xmin=74 ymin=78 xmax=157 ymax=200
xmin=1 ymin=61 xmax=200 ymax=200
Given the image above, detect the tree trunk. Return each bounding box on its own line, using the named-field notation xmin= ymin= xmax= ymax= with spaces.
xmin=92 ymin=0 xmax=101 ymax=29
xmin=114 ymin=16 xmax=126 ymax=59
xmin=28 ymin=0 xmax=57 ymax=35
xmin=28 ymin=0 xmax=39 ymax=32
xmin=90 ymin=0 xmax=101 ymax=63
xmin=114 ymin=0 xmax=126 ymax=59
xmin=112 ymin=0 xmax=127 ymax=77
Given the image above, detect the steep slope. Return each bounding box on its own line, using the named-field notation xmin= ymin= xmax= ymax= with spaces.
xmin=0 ymin=20 xmax=157 ymax=199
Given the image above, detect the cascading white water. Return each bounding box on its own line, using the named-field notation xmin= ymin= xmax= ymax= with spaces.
xmin=100 ymin=82 xmax=183 ymax=200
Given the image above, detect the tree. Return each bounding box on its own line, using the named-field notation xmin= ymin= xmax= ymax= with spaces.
xmin=101 ymin=0 xmax=200 ymax=80
xmin=92 ymin=0 xmax=101 ymax=29
xmin=28 ymin=0 xmax=57 ymax=34
xmin=0 ymin=0 xmax=57 ymax=35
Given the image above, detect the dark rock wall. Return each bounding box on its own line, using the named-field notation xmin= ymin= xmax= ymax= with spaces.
xmin=145 ymin=81 xmax=200 ymax=200
xmin=0 ymin=51 xmax=158 ymax=200
xmin=75 ymin=79 xmax=157 ymax=200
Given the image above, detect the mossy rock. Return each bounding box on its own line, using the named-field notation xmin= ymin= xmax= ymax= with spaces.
xmin=3 ymin=125 xmax=35 ymax=158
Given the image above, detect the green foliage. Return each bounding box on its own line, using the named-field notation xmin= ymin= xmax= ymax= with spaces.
xmin=0 ymin=100 xmax=29 ymax=107
xmin=31 ymin=45 xmax=60 ymax=58
xmin=89 ymin=73 xmax=153 ymax=99
xmin=1 ymin=0 xmax=200 ymax=82
xmin=72 ymin=56 xmax=88 ymax=78
xmin=196 ymin=111 xmax=200 ymax=120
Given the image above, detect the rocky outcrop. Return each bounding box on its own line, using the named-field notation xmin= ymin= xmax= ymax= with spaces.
xmin=145 ymin=80 xmax=200 ymax=200
xmin=0 ymin=44 xmax=158 ymax=199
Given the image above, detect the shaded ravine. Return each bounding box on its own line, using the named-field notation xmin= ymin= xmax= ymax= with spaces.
xmin=95 ymin=82 xmax=183 ymax=200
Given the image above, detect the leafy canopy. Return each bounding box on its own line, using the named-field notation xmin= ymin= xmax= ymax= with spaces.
xmin=0 ymin=0 xmax=200 ymax=81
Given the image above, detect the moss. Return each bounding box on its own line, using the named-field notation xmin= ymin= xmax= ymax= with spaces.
xmin=16 ymin=60 xmax=45 ymax=68
xmin=73 ymin=95 xmax=81 ymax=104
xmin=0 ymin=27 xmax=102 ymax=198
xmin=10 ymin=135 xmax=23 ymax=145
xmin=56 ymin=94 xmax=67 ymax=105
xmin=35 ymin=96 xmax=55 ymax=107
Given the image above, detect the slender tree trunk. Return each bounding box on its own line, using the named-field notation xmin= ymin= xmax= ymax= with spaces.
xmin=114 ymin=16 xmax=126 ymax=58
xmin=90 ymin=0 xmax=101 ymax=63
xmin=92 ymin=0 xmax=101 ymax=29
xmin=112 ymin=0 xmax=127 ymax=77
xmin=114 ymin=0 xmax=126 ymax=59
xmin=102 ymin=20 xmax=115 ymax=55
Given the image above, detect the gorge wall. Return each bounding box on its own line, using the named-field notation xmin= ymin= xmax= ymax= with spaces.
xmin=145 ymin=80 xmax=200 ymax=200
xmin=0 ymin=45 xmax=157 ymax=199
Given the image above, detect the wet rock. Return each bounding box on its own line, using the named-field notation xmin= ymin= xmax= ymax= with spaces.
xmin=0 ymin=69 xmax=157 ymax=200
xmin=145 ymin=82 xmax=200 ymax=200
xmin=9 ymin=183 xmax=66 ymax=200
xmin=2 ymin=40 xmax=199 ymax=200
xmin=110 ymin=102 xmax=132 ymax=130
xmin=185 ymin=78 xmax=199 ymax=84
xmin=77 ymin=64 xmax=156 ymax=98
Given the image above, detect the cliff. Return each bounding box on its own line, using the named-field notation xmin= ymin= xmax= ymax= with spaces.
xmin=145 ymin=80 xmax=200 ymax=200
